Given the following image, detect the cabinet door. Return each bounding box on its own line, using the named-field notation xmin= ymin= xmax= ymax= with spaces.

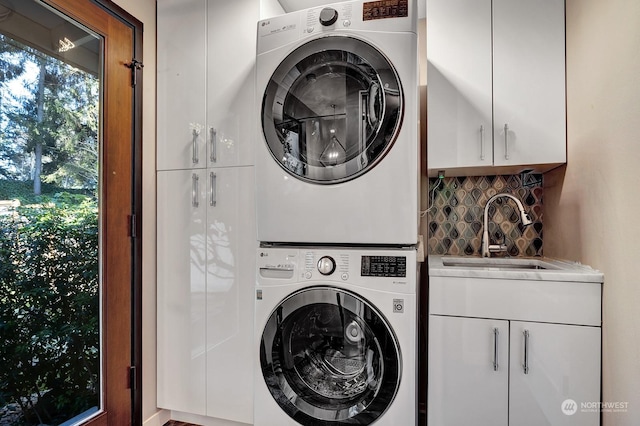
xmin=509 ymin=322 xmax=601 ymax=426
xmin=206 ymin=0 xmax=258 ymax=168
xmin=428 ymin=315 xmax=509 ymax=426
xmin=493 ymin=0 xmax=566 ymax=167
xmin=157 ymin=0 xmax=207 ymax=170
xmin=426 ymin=0 xmax=493 ymax=171
xmin=157 ymin=170 xmax=207 ymax=415
xmin=206 ymin=166 xmax=256 ymax=423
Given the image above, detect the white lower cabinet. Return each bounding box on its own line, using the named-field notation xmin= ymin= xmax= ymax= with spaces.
xmin=428 ymin=316 xmax=509 ymax=426
xmin=157 ymin=166 xmax=256 ymax=424
xmin=508 ymin=321 xmax=601 ymax=426
xmin=428 ymin=315 xmax=601 ymax=426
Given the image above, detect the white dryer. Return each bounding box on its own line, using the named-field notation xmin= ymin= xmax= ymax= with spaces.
xmin=254 ymin=246 xmax=417 ymax=426
xmin=255 ymin=0 xmax=419 ymax=245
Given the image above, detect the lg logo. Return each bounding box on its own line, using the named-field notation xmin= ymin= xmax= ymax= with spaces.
xmin=561 ymin=399 xmax=578 ymax=416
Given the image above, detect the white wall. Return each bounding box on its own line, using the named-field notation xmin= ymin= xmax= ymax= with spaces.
xmin=109 ymin=0 xmax=160 ymax=424
xmin=260 ymin=0 xmax=285 ymax=18
xmin=544 ymin=0 xmax=640 ymax=424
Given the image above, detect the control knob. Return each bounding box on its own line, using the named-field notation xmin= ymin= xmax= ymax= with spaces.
xmin=317 ymin=256 xmax=336 ymax=275
xmin=319 ymin=7 xmax=338 ymax=26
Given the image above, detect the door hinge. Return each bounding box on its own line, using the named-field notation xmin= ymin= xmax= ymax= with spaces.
xmin=129 ymin=214 xmax=137 ymax=238
xmin=125 ymin=58 xmax=144 ymax=87
xmin=128 ymin=365 xmax=137 ymax=390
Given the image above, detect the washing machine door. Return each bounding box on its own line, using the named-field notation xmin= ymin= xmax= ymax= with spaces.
xmin=262 ymin=36 xmax=403 ymax=184
xmin=260 ymin=286 xmax=401 ymax=425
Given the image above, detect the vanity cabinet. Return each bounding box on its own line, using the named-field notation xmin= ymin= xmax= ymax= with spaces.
xmin=156 ymin=167 xmax=256 ymax=422
xmin=427 ymin=257 xmax=603 ymax=426
xmin=157 ymin=0 xmax=257 ymax=171
xmin=429 ymin=316 xmax=601 ymax=426
xmin=426 ymin=0 xmax=566 ymax=176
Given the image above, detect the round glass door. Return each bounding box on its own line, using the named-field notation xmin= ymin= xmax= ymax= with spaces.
xmin=262 ymin=36 xmax=404 ymax=184
xmin=259 ymin=286 xmax=401 ymax=425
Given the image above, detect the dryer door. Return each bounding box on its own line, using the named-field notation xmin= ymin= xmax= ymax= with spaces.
xmin=260 ymin=286 xmax=401 ymax=425
xmin=261 ymin=36 xmax=403 ymax=184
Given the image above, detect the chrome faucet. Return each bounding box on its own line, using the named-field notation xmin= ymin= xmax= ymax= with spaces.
xmin=482 ymin=193 xmax=533 ymax=257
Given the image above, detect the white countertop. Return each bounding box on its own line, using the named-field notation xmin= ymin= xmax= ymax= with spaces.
xmin=428 ymin=255 xmax=604 ymax=283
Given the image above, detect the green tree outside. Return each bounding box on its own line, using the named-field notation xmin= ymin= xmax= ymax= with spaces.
xmin=0 ymin=31 xmax=100 ymax=425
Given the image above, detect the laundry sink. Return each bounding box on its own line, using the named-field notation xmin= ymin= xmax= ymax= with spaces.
xmin=440 ymin=257 xmax=558 ymax=271
xmin=429 ymin=256 xmax=603 ymax=283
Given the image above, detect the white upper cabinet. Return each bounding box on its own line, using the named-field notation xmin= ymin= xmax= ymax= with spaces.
xmin=157 ymin=0 xmax=257 ymax=171
xmin=206 ymin=0 xmax=257 ymax=168
xmin=427 ymin=0 xmax=493 ymax=171
xmin=427 ymin=0 xmax=566 ymax=176
xmin=492 ymin=0 xmax=566 ymax=168
xmin=157 ymin=0 xmax=207 ymax=171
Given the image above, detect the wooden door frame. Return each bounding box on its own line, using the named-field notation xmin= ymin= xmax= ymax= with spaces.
xmin=39 ymin=0 xmax=144 ymax=424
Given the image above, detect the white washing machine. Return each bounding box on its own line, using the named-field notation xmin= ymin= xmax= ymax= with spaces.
xmin=254 ymin=246 xmax=417 ymax=425
xmin=255 ymin=0 xmax=419 ymax=245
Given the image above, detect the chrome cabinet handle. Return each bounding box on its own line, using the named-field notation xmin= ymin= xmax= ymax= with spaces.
xmin=493 ymin=327 xmax=499 ymax=371
xmin=192 ymin=129 xmax=199 ymax=164
xmin=210 ymin=172 xmax=217 ymax=207
xmin=191 ymin=173 xmax=199 ymax=207
xmin=210 ymin=127 xmax=217 ymax=163
xmin=523 ymin=329 xmax=530 ymax=374
xmin=504 ymin=123 xmax=510 ymax=160
xmin=480 ymin=125 xmax=485 ymax=160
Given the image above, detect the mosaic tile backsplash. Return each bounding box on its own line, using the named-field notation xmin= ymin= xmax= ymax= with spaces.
xmin=426 ymin=174 xmax=544 ymax=257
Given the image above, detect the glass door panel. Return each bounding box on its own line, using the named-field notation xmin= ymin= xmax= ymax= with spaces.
xmin=260 ymin=286 xmax=401 ymax=425
xmin=0 ymin=1 xmax=102 ymax=424
xmin=261 ymin=36 xmax=403 ymax=184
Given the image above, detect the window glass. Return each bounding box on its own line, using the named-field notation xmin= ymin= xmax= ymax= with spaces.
xmin=0 ymin=1 xmax=102 ymax=424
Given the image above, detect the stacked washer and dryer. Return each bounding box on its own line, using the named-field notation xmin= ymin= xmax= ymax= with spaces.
xmin=254 ymin=1 xmax=419 ymax=425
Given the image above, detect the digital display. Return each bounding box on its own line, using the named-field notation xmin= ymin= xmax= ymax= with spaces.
xmin=361 ymin=256 xmax=407 ymax=277
xmin=363 ymin=0 xmax=409 ymax=21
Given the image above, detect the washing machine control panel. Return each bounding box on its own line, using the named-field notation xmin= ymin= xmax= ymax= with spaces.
xmin=258 ymin=248 xmax=416 ymax=293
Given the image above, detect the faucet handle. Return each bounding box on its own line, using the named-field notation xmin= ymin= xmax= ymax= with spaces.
xmin=488 ymin=234 xmax=508 ymax=254
xmin=488 ymin=243 xmax=508 ymax=254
